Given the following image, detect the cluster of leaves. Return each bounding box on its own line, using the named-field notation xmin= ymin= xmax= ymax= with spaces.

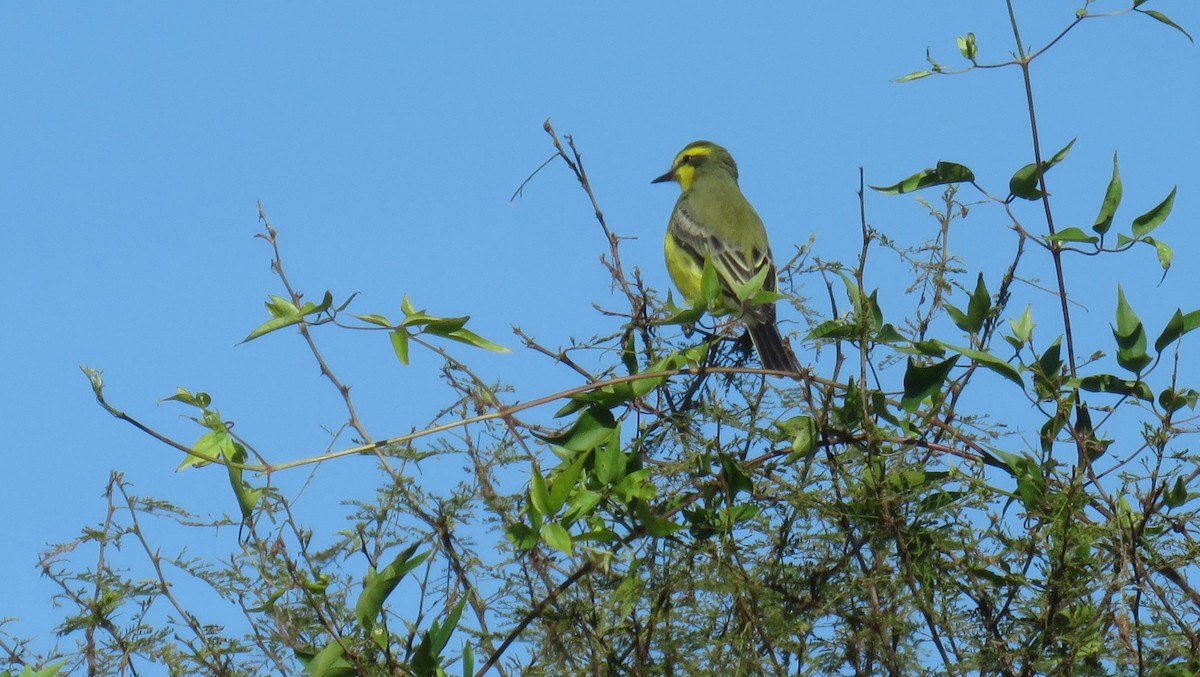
xmin=6 ymin=3 xmax=1199 ymax=677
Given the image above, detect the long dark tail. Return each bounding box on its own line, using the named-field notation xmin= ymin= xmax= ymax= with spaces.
xmin=748 ymin=321 xmax=801 ymax=374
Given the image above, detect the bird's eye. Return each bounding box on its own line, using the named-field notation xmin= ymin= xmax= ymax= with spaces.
xmin=681 ymin=154 xmax=702 ymax=167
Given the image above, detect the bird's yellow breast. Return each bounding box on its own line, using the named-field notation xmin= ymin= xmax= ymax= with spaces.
xmin=664 ymin=229 xmax=704 ymax=303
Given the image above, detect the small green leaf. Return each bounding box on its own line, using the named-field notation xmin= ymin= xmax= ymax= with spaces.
xmin=1155 ymin=310 xmax=1186 ymax=354
xmin=1046 ymin=227 xmax=1099 ymax=245
xmin=1077 ymin=374 xmax=1154 ymax=401
xmin=783 ymin=415 xmax=819 ymax=463
xmin=870 ymin=161 xmax=975 ymax=195
xmin=901 ymin=355 xmax=960 ymax=412
xmin=1140 ymin=9 xmax=1194 ymax=42
xmin=956 ymin=32 xmax=977 ymax=61
xmin=621 ymin=331 xmax=638 ymax=375
xmin=529 ymin=461 xmax=551 ymax=518
xmin=355 ymin=543 xmax=427 ymax=632
xmin=243 ymin=295 xmax=304 ymax=342
xmin=1132 ymin=187 xmax=1177 ymax=238
xmin=543 ymin=407 xmax=618 ymax=451
xmin=461 ymin=641 xmax=475 ymax=677
xmin=964 ymin=273 xmax=991 ymax=333
xmin=439 ymin=326 xmax=511 ymax=353
xmin=1164 ymin=476 xmax=1189 ymax=509
xmin=594 ymin=434 xmax=627 ymax=485
xmin=298 ymin=291 xmax=334 ymax=318
xmin=1146 ymin=237 xmax=1173 ymax=272
xmin=1009 ymin=138 xmax=1076 ymax=200
xmin=634 ymin=500 xmax=680 ymax=536
xmin=540 ymin=522 xmax=574 ymax=555
xmin=895 ymin=69 xmax=933 ymax=83
xmin=735 ymin=265 xmax=771 ymax=302
xmin=354 ymin=313 xmax=394 ymax=328
xmin=546 ymin=452 xmax=588 ymax=516
xmin=390 ymin=329 xmax=410 ymax=365
xmin=1113 ymin=285 xmax=1151 ymax=373
xmin=1159 ymin=387 xmax=1199 ymax=415
xmin=1009 ymin=305 xmax=1035 ymax=344
xmin=942 ymin=343 xmax=1022 ymax=386
xmin=1092 ymin=152 xmax=1123 ymax=235
xmin=301 ymin=638 xmax=354 ymax=677
xmin=161 ymin=387 xmax=212 ymax=409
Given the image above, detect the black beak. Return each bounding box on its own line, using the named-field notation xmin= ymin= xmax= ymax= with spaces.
xmin=651 ymin=169 xmax=675 ymax=184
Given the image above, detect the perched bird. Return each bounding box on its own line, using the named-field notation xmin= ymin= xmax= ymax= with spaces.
xmin=652 ymin=140 xmax=800 ymax=373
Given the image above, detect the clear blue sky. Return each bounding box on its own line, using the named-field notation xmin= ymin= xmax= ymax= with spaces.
xmin=3 ymin=1 xmax=1197 ymax=665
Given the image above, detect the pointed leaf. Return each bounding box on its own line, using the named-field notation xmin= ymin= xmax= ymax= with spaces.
xmin=1092 ymin=152 xmax=1123 ymax=235
xmin=1132 ymin=187 xmax=1177 ymax=238
xmin=870 ymin=161 xmax=974 ymax=195
xmin=895 ymin=69 xmax=934 ymax=83
xmin=1046 ymin=227 xmax=1099 ymax=245
xmin=901 ymin=355 xmax=960 ymax=412
xmin=355 ymin=543 xmax=426 ymax=632
xmin=354 ymin=313 xmax=394 ymax=328
xmin=1140 ymin=9 xmax=1194 ymax=42
xmin=390 ymin=329 xmax=410 ymax=365
xmin=540 ymin=521 xmax=573 ymax=555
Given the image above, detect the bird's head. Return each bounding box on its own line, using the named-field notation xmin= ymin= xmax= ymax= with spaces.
xmin=651 ymin=140 xmax=738 ymax=192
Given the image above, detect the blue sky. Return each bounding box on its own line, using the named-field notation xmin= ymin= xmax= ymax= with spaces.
xmin=3 ymin=1 xmax=1197 ymax=666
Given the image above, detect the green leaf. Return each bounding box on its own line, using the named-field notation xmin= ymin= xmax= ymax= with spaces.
xmin=1132 ymin=187 xmax=1177 ymax=238
xmin=1113 ymin=285 xmax=1151 ymax=373
xmin=621 ymin=331 xmax=638 ymax=375
xmin=1045 ymin=227 xmax=1099 ymax=245
xmin=804 ymin=318 xmax=862 ymax=342
xmin=1164 ymin=476 xmax=1189 ymax=509
xmin=1009 ymin=305 xmax=1035 ymax=344
xmin=439 ymin=326 xmax=511 ymax=353
xmin=963 ymin=273 xmax=991 ymax=333
xmin=543 ymin=406 xmax=618 ymax=451
xmin=390 ymin=329 xmax=410 ymax=365
xmin=355 ymin=543 xmax=427 ymax=632
xmin=529 ymin=460 xmax=551 ymax=517
xmin=354 ymin=313 xmax=394 ymax=328
xmin=735 ymin=264 xmax=772 ymax=302
xmin=1077 ymin=374 xmax=1154 ymax=401
xmin=298 ymin=291 xmax=334 ymax=318
xmin=783 ymin=415 xmax=819 ymax=462
xmin=540 ymin=521 xmax=574 ymax=555
xmin=1155 ymin=310 xmax=1186 ymax=354
xmin=547 ymin=451 xmax=588 ymax=516
xmin=1146 ymin=237 xmax=1173 ymax=272
xmin=161 ymin=387 xmax=212 ymax=409
xmin=223 ymin=441 xmax=261 ymax=519
xmin=563 ymin=489 xmax=604 ymax=524
xmin=412 ymin=597 xmax=467 ymax=677
xmin=956 ymin=32 xmax=977 ymax=61
xmin=461 ymin=641 xmax=475 ymax=677
xmin=1092 ymin=152 xmax=1123 ymax=235
xmin=955 ymin=345 xmax=1023 ymax=386
xmin=719 ymin=454 xmax=754 ymax=499
xmin=634 ymin=499 xmax=680 ymax=537
xmin=1159 ymin=387 xmax=1199 ymax=415
xmin=901 ymin=355 xmax=960 ymax=412
xmin=895 ymin=69 xmax=934 ymax=83
xmin=243 ymin=295 xmax=303 ymax=342
xmin=1009 ymin=138 xmax=1076 ymax=200
xmin=594 ymin=434 xmax=627 ymax=485
xmin=301 ymin=639 xmax=355 ymax=677
xmin=870 ymin=161 xmax=975 ymax=195
xmin=1140 ymin=9 xmax=1194 ymax=42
